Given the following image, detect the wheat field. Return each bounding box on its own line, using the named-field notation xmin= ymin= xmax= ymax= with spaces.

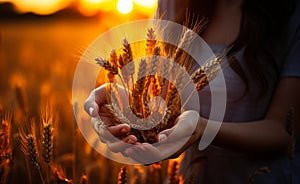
xmin=0 ymin=17 xmax=182 ymax=184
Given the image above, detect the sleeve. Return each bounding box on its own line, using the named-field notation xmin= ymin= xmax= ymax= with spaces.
xmin=281 ymin=2 xmax=300 ymax=77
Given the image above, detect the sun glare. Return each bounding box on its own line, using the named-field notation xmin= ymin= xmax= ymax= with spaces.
xmin=133 ymin=0 xmax=156 ymax=8
xmin=8 ymin=0 xmax=157 ymax=16
xmin=117 ymin=0 xmax=133 ymax=14
xmin=78 ymin=0 xmax=115 ymax=16
xmin=13 ymin=0 xmax=68 ymax=15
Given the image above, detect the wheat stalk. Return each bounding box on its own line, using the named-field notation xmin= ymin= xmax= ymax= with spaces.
xmin=53 ymin=167 xmax=73 ymax=184
xmin=0 ymin=110 xmax=12 ymax=184
xmin=247 ymin=166 xmax=271 ymax=184
xmin=286 ymin=106 xmax=295 ymax=184
xmin=173 ymin=29 xmax=196 ymax=69
xmin=15 ymin=85 xmax=29 ymax=115
xmin=146 ymin=163 xmax=163 ymax=184
xmin=168 ymin=161 xmax=179 ymax=184
xmin=80 ymin=173 xmax=88 ymax=184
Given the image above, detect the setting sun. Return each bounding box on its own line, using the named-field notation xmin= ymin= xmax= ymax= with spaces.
xmin=117 ymin=0 xmax=133 ymax=14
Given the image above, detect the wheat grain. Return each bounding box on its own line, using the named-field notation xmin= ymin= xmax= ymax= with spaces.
xmin=131 ymin=59 xmax=147 ymax=114
xmin=191 ymin=56 xmax=222 ymax=84
xmin=146 ymin=28 xmax=156 ymax=55
xmin=95 ymin=57 xmax=118 ymax=75
xmin=109 ymin=49 xmax=119 ymax=68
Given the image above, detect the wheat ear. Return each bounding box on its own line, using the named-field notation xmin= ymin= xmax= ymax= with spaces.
xmin=168 ymin=161 xmax=179 ymax=184
xmin=102 ymin=104 xmax=130 ymax=125
xmin=122 ymin=38 xmax=135 ymax=88
xmin=109 ymin=49 xmax=119 ymax=69
xmin=118 ymin=166 xmax=127 ymax=184
xmin=20 ymin=122 xmax=45 ymax=184
xmin=181 ymin=55 xmax=223 ymax=110
xmin=95 ymin=57 xmax=118 ymax=75
xmin=150 ymin=46 xmax=161 ymax=96
xmin=0 ymin=110 xmax=12 ymax=184
xmin=131 ymin=58 xmax=147 ymax=115
xmin=247 ymin=166 xmax=271 ymax=184
xmin=146 ymin=28 xmax=157 ymax=55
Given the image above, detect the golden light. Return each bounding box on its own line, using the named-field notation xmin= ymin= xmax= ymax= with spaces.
xmin=78 ymin=0 xmax=115 ymax=16
xmin=12 ymin=0 xmax=69 ymax=15
xmin=116 ymin=0 xmax=133 ymax=14
xmin=133 ymin=0 xmax=156 ymax=8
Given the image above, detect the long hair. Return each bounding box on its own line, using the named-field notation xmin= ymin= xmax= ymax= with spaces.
xmin=171 ymin=0 xmax=295 ymax=97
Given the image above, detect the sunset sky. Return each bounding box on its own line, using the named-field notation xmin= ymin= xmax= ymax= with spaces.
xmin=4 ymin=0 xmax=157 ymax=16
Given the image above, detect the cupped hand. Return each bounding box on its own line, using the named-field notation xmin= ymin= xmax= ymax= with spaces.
xmin=84 ymin=83 xmax=138 ymax=154
xmin=124 ymin=110 xmax=203 ymax=164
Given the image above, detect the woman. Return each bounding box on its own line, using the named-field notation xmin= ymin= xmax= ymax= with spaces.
xmin=85 ymin=0 xmax=299 ymax=183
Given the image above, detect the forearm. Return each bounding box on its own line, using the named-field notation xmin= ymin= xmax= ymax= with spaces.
xmin=201 ymin=117 xmax=291 ymax=155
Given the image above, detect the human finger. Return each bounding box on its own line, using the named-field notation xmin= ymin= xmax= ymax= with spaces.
xmin=106 ymin=135 xmax=138 ymax=153
xmin=158 ymin=110 xmax=199 ymax=143
xmin=84 ymin=84 xmax=110 ymax=117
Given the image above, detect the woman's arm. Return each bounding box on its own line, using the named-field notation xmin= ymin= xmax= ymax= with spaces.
xmin=123 ymin=77 xmax=299 ymax=162
xmin=208 ymin=77 xmax=300 ymax=154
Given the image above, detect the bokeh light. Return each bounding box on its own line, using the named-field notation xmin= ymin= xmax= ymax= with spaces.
xmin=12 ymin=0 xmax=69 ymax=15
xmin=78 ymin=0 xmax=115 ymax=16
xmin=117 ymin=0 xmax=133 ymax=14
xmin=5 ymin=0 xmax=157 ymax=16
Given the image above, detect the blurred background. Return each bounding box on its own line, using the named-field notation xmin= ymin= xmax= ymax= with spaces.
xmin=0 ymin=1 xmax=182 ymax=184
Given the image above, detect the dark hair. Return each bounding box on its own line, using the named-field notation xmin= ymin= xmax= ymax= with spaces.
xmin=174 ymin=0 xmax=295 ymax=97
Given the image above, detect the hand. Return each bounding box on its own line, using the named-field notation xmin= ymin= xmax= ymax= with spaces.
xmin=124 ymin=110 xmax=203 ymax=164
xmin=84 ymin=84 xmax=138 ymax=154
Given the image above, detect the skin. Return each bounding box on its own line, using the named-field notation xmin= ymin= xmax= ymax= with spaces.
xmin=84 ymin=0 xmax=300 ymax=163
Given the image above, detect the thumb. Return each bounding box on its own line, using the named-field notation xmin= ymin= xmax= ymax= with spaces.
xmin=159 ymin=110 xmax=199 ymax=143
xmin=157 ymin=128 xmax=173 ymax=142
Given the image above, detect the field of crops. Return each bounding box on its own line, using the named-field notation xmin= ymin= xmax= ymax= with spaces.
xmin=0 ymin=17 xmax=181 ymax=184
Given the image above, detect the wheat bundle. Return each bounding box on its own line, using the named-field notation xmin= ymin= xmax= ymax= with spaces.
xmin=94 ymin=27 xmax=226 ymax=143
